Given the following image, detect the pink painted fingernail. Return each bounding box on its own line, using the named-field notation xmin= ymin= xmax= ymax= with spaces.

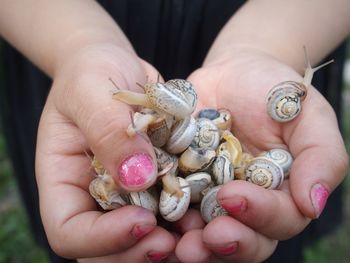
xmin=310 ymin=183 xmax=329 ymax=218
xmin=207 ymin=241 xmax=239 ymax=256
xmin=219 ymin=196 xmax=247 ymax=214
xmin=145 ymin=251 xmax=169 ymax=263
xmin=131 ymin=224 xmax=156 ymax=239
xmin=118 ymin=153 xmax=156 ymax=189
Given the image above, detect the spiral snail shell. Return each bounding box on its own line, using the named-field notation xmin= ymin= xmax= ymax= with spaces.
xmin=266 ymin=47 xmax=334 ymax=123
xmin=178 ymin=146 xmax=216 ymax=174
xmin=245 ymin=157 xmax=284 ymax=189
xmin=200 ymin=185 xmax=228 ymax=223
xmin=190 ymin=118 xmax=220 ymax=150
xmin=259 ymin=148 xmax=293 ymax=178
xmin=129 ymin=189 xmax=159 ymax=215
xmin=197 ymin=108 xmax=232 ymax=132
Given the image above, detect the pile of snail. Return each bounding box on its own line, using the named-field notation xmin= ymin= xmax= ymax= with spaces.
xmin=88 ymin=48 xmax=332 ymax=223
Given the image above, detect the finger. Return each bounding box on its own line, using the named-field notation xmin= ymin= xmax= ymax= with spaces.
xmin=284 ymin=87 xmax=349 ymax=218
xmin=175 ymin=229 xmax=212 ymax=263
xmin=78 ymin=226 xmax=175 ymax=263
xmin=51 ymin=54 xmax=162 ymax=192
xmin=173 ymin=208 xmax=206 ymax=234
xmin=217 ymin=180 xmax=309 ymax=240
xmin=203 ymin=216 xmax=278 ymax=263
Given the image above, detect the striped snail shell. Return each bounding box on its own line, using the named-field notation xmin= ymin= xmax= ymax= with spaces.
xmin=159 ymin=177 xmax=191 ymax=222
xmin=89 ymin=174 xmax=129 ymax=210
xmin=185 ymin=172 xmax=212 ymax=203
xmin=178 ymin=146 xmax=216 ymax=174
xmin=165 ymin=116 xmax=197 ymax=154
xmin=191 ymin=118 xmax=220 ymax=150
xmin=153 ymin=147 xmax=178 ymax=176
xmin=200 ymin=185 xmax=228 ymax=223
xmin=147 ymin=116 xmax=171 ymax=147
xmin=266 ymin=81 xmax=306 ymax=122
xmin=259 ymin=148 xmax=293 ymax=178
xmin=129 ymin=188 xmax=159 ymax=215
xmin=211 ymin=155 xmax=235 ymax=185
xmin=145 ymin=79 xmax=197 ymax=119
xmin=245 ymin=157 xmax=284 ymax=190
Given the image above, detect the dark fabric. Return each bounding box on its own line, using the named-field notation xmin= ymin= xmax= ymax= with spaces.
xmin=0 ymin=1 xmax=346 ymax=262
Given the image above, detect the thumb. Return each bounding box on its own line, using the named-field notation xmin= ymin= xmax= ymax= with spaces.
xmin=55 ymin=59 xmax=160 ymax=192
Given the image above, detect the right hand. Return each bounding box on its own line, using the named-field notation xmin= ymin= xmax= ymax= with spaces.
xmin=35 ymin=44 xmax=176 ymax=262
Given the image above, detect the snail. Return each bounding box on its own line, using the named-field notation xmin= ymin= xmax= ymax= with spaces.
xmin=153 ymin=147 xmax=178 ymax=176
xmin=217 ymin=130 xmax=243 ymax=167
xmin=159 ymin=177 xmax=191 ymax=222
xmin=112 ymin=79 xmax=197 ymax=119
xmin=185 ymin=172 xmax=212 ymax=203
xmin=129 ymin=188 xmax=159 ymax=215
xmin=200 ymin=185 xmax=228 ymax=223
xmin=197 ymin=108 xmax=232 ymax=132
xmin=165 ymin=116 xmax=197 ymax=154
xmin=211 ymin=154 xmax=234 ymax=185
xmin=89 ymin=173 xmax=129 ymax=210
xmin=244 ymin=157 xmax=284 ymax=190
xmin=190 ymin=118 xmax=220 ymax=150
xmin=266 ymin=47 xmax=334 ymax=122
xmin=178 ymin=146 xmax=216 ymax=174
xmin=234 ymin=152 xmax=254 ymax=180
xmin=259 ymin=148 xmax=293 ymax=178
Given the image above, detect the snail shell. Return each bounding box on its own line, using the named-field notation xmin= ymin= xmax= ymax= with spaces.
xmin=145 ymin=79 xmax=197 ymax=119
xmin=129 ymin=188 xmax=159 ymax=215
xmin=245 ymin=157 xmax=284 ymax=189
xmin=185 ymin=172 xmax=212 ymax=203
xmin=89 ymin=174 xmax=129 ymax=210
xmin=159 ymin=177 xmax=191 ymax=222
xmin=178 ymin=146 xmax=216 ymax=174
xmin=191 ymin=118 xmax=220 ymax=150
xmin=147 ymin=116 xmax=171 ymax=147
xmin=211 ymin=155 xmax=234 ymax=185
xmin=197 ymin=108 xmax=232 ymax=132
xmin=259 ymin=148 xmax=293 ymax=178
xmin=266 ymin=81 xmax=306 ymax=122
xmin=165 ymin=116 xmax=197 ymax=154
xmin=153 ymin=147 xmax=178 ymax=176
xmin=200 ymin=185 xmax=228 ymax=223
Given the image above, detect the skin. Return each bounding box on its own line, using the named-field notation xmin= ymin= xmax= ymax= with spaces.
xmin=0 ymin=0 xmax=349 ymax=262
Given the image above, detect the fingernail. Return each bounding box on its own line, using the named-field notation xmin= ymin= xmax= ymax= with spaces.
xmin=219 ymin=196 xmax=247 ymax=214
xmin=206 ymin=241 xmax=239 ymax=256
xmin=145 ymin=251 xmax=169 ymax=263
xmin=118 ymin=153 xmax=156 ymax=189
xmin=310 ymin=183 xmax=329 ymax=218
xmin=131 ymin=223 xmax=156 ymax=239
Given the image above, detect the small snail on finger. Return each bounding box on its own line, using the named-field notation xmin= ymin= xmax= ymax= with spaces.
xmin=112 ymin=79 xmax=197 ymax=119
xmin=266 ymin=47 xmax=334 ymax=122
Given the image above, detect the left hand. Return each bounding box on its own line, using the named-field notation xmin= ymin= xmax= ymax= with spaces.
xmin=173 ymin=47 xmax=349 ymax=263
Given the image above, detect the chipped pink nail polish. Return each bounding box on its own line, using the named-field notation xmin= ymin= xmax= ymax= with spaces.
xmin=131 ymin=224 xmax=156 ymax=239
xmin=207 ymin=241 xmax=239 ymax=256
xmin=310 ymin=183 xmax=329 ymax=218
xmin=145 ymin=251 xmax=169 ymax=263
xmin=219 ymin=196 xmax=247 ymax=214
xmin=118 ymin=153 xmax=156 ymax=189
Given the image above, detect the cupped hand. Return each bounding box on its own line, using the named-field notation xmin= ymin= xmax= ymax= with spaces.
xmin=175 ymin=47 xmax=349 ymax=262
xmin=35 ymin=44 xmax=176 ymax=261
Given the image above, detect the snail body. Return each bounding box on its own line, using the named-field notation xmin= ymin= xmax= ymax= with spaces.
xmin=159 ymin=177 xmax=191 ymax=222
xmin=178 ymin=146 xmax=216 ymax=174
xmin=200 ymin=185 xmax=228 ymax=223
xmin=245 ymin=157 xmax=284 ymax=189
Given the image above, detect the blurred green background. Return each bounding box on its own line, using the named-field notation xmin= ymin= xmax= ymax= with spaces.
xmin=0 ymin=49 xmax=349 ymax=263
